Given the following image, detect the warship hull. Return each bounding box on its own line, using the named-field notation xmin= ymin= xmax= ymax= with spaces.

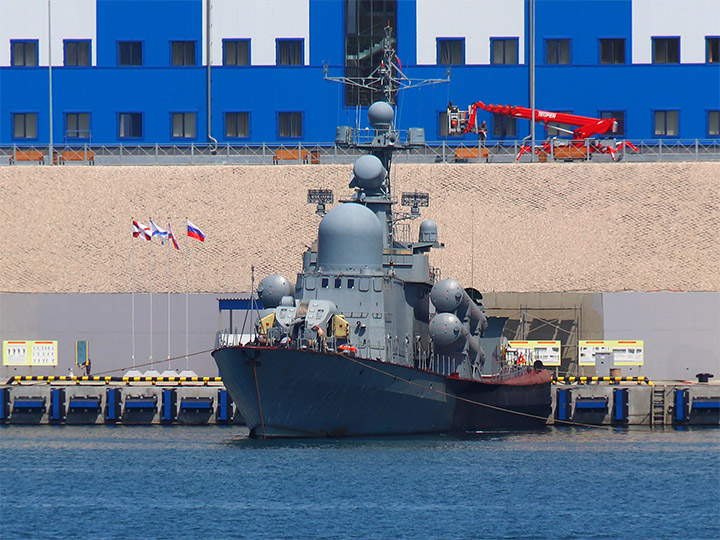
xmin=213 ymin=345 xmax=552 ymax=438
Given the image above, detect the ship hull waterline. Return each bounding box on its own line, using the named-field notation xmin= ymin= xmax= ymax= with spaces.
xmin=213 ymin=346 xmax=552 ymax=438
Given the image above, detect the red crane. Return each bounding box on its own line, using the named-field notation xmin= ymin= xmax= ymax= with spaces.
xmin=449 ymin=101 xmax=638 ymax=160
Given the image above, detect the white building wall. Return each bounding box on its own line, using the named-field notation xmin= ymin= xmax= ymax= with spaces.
xmin=602 ymin=292 xmax=720 ymax=381
xmin=202 ymin=0 xmax=310 ymax=66
xmin=632 ymin=0 xmax=720 ymax=63
xmin=416 ymin=0 xmax=525 ymax=65
xmin=0 ymin=0 xmax=96 ymax=67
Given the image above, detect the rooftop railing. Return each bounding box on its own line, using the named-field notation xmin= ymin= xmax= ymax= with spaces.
xmin=2 ymin=139 xmax=719 ymax=166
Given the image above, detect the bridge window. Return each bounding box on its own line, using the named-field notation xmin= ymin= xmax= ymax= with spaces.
xmin=321 ymin=277 xmax=329 ymax=288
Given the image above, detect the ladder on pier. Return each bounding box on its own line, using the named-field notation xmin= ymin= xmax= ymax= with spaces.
xmin=651 ymin=387 xmax=666 ymax=425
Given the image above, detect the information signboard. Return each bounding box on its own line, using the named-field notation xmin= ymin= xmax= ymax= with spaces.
xmin=579 ymin=340 xmax=644 ymax=366
xmin=3 ymin=340 xmax=58 ymax=366
xmin=508 ymin=340 xmax=562 ymax=366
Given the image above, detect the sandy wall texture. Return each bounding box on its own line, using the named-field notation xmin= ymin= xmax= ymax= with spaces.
xmin=1 ymin=162 xmax=718 ymax=293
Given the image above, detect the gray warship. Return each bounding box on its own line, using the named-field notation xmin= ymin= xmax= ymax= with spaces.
xmin=212 ymin=101 xmax=552 ymax=438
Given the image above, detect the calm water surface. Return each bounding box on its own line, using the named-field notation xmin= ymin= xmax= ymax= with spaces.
xmin=1 ymin=426 xmax=718 ymax=540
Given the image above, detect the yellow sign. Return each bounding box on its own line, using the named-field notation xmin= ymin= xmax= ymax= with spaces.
xmin=579 ymin=340 xmax=644 ymax=366
xmin=3 ymin=340 xmax=58 ymax=366
xmin=508 ymin=340 xmax=562 ymax=366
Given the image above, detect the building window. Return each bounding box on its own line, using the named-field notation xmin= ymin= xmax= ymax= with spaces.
xmin=652 ymin=37 xmax=679 ymax=64
xmin=546 ymin=39 xmax=570 ymax=65
xmin=707 ymin=37 xmax=720 ymax=63
xmin=171 ymin=41 xmax=196 ymax=66
xmin=172 ymin=113 xmax=196 ymax=138
xmin=599 ymin=111 xmax=625 ymax=137
xmin=64 ymin=40 xmax=90 ymax=66
xmin=438 ymin=111 xmax=449 ymax=137
xmin=546 ymin=112 xmax=573 ymax=137
xmin=437 ymin=39 xmax=464 ymax=65
xmin=492 ymin=113 xmax=516 ymax=138
xmin=276 ymin=39 xmax=303 ymax=65
xmin=225 ymin=112 xmax=249 ymax=138
xmin=345 ymin=0 xmax=397 ymax=106
xmin=13 ymin=113 xmax=38 ymax=139
xmin=66 ymin=113 xmax=90 ymax=139
xmin=278 ymin=112 xmax=302 ymax=138
xmin=11 ymin=41 xmax=38 ymax=67
xmin=119 ymin=113 xmax=143 ymax=138
xmin=600 ymin=39 xmax=625 ymax=64
xmin=491 ymin=38 xmax=518 ymax=65
xmin=709 ymin=111 xmax=719 ymax=136
xmin=118 ymin=41 xmax=142 ymax=66
xmin=223 ymin=39 xmax=250 ymax=66
xmin=654 ymin=111 xmax=679 ymax=136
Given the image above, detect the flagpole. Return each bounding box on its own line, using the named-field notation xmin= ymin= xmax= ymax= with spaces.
xmin=167 ymin=224 xmax=171 ymax=371
xmin=131 ymin=220 xmax=136 ymax=369
xmin=185 ymin=219 xmax=190 ymax=371
xmin=149 ymin=221 xmax=153 ymax=369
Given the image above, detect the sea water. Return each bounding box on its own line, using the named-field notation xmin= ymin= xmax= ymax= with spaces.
xmin=1 ymin=426 xmax=718 ymax=540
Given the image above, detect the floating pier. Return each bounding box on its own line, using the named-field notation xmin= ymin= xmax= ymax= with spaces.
xmin=1 ymin=376 xmax=718 ymax=427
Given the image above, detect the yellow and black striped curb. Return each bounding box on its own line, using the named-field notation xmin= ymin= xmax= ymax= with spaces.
xmin=5 ymin=375 xmax=224 ymax=385
xmin=553 ymin=376 xmax=652 ymax=385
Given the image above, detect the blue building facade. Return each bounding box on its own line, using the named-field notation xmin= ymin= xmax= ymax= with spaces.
xmin=1 ymin=0 xmax=718 ymax=146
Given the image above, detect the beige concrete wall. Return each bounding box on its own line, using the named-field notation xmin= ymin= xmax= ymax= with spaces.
xmin=1 ymin=162 xmax=718 ymax=293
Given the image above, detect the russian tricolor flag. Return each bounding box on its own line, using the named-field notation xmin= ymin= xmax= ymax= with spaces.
xmin=168 ymin=223 xmax=180 ymax=250
xmin=187 ymin=220 xmax=205 ymax=242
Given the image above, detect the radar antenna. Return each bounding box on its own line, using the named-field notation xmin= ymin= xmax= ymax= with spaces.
xmin=323 ymin=23 xmax=449 ymax=106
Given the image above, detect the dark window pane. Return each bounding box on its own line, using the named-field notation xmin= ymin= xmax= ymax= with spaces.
xmin=119 ymin=113 xmax=142 ymax=138
xmin=344 ymin=0 xmax=397 ymax=106
xmin=13 ymin=113 xmax=38 ymax=138
xmin=653 ymin=37 xmax=679 ymax=64
xmin=224 ymin=40 xmax=249 ymax=66
xmin=172 ymin=113 xmax=196 ymax=138
xmin=119 ymin=41 xmax=142 ymax=66
xmin=708 ymin=111 xmax=719 ymax=136
xmin=492 ymin=39 xmax=518 ymax=65
xmin=278 ymin=112 xmax=302 ymax=137
xmin=225 ymin=112 xmax=249 ymax=138
xmin=437 ymin=39 xmax=464 ymax=65
xmin=707 ymin=37 xmax=719 ymax=63
xmin=277 ymin=40 xmax=303 ymax=65
xmin=599 ymin=111 xmax=625 ymax=137
xmin=654 ymin=110 xmax=679 ymax=136
xmin=12 ymin=41 xmax=38 ymax=66
xmin=600 ymin=39 xmax=625 ymax=64
xmin=172 ymin=41 xmax=195 ymax=66
xmin=547 ymin=112 xmax=573 ymax=137
xmin=546 ymin=39 xmax=570 ymax=64
xmin=64 ymin=40 xmax=90 ymax=66
xmin=66 ymin=113 xmax=90 ymax=138
xmin=492 ymin=113 xmax=516 ymax=137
